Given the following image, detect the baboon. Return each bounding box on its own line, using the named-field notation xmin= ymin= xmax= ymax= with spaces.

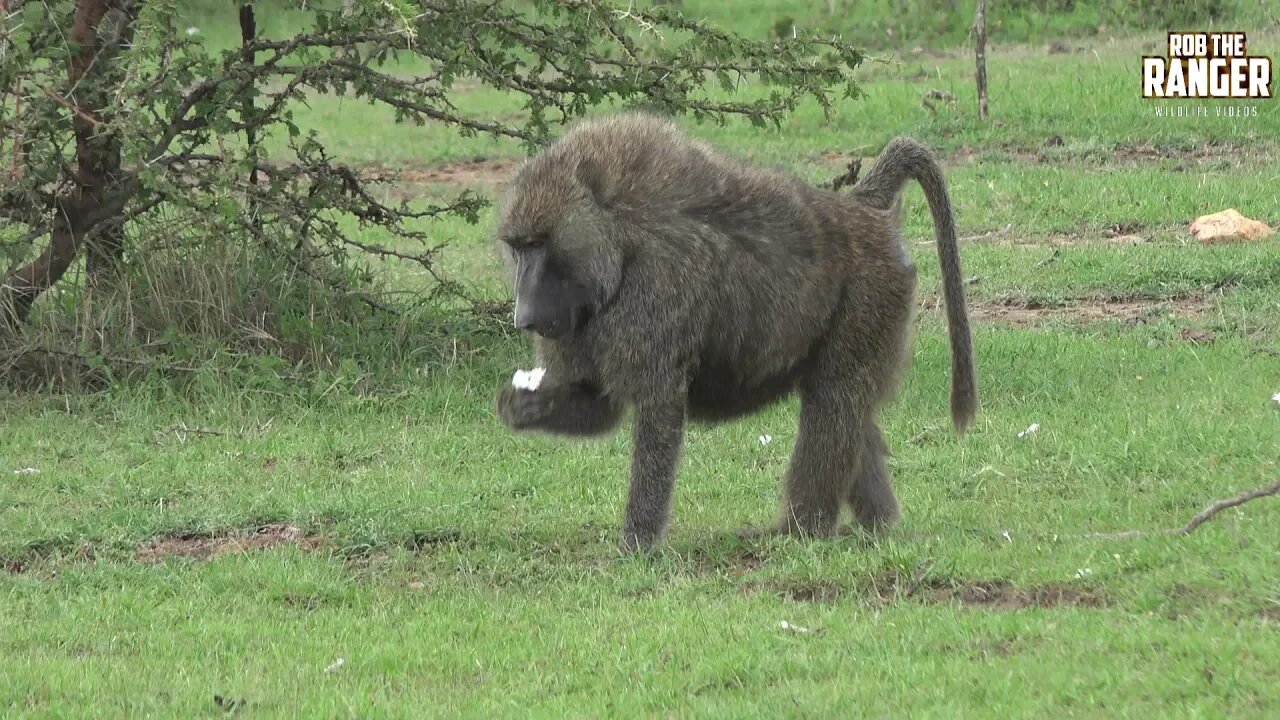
xmin=494 ymin=112 xmax=976 ymax=552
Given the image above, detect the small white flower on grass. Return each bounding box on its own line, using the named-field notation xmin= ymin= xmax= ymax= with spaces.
xmin=511 ymin=367 xmax=546 ymax=391
xmin=1272 ymin=392 xmax=1280 ymax=406
xmin=185 ymin=26 xmax=200 ymax=36
xmin=1017 ymin=423 xmax=1040 ymax=439
xmin=323 ymin=658 xmax=345 ymax=674
xmin=1074 ymin=567 xmax=1093 ymax=579
xmin=758 ymin=434 xmax=773 ymax=446
xmin=1001 ymin=530 xmax=1013 ymax=543
xmin=778 ymin=620 xmax=813 ymax=634
xmin=13 ymin=467 xmax=39 ymax=476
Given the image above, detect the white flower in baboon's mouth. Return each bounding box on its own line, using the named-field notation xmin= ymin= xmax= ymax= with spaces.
xmin=511 ymin=367 xmax=546 ymax=391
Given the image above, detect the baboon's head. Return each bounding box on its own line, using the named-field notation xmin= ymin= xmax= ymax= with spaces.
xmin=496 ymin=154 xmax=624 ymax=341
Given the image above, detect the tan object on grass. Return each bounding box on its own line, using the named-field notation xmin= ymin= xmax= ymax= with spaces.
xmin=1189 ymin=209 xmax=1273 ymax=244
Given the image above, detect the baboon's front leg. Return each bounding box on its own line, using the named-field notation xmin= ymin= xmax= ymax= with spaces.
xmin=620 ymin=400 xmax=686 ymax=553
xmin=495 ymin=381 xmax=623 ymax=437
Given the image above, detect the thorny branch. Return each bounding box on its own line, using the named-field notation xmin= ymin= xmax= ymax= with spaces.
xmin=2 ymin=0 xmax=865 ymax=350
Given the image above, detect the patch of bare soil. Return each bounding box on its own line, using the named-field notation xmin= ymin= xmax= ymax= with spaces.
xmin=958 ymin=144 xmax=1254 ymax=168
xmin=740 ymin=579 xmax=843 ymax=604
xmin=952 ymin=295 xmax=1211 ymax=327
xmin=1178 ymin=327 xmax=1217 ymax=344
xmin=953 ymin=229 xmax=1152 ymax=248
xmin=740 ymin=574 xmax=1107 ymax=610
xmin=135 ymin=523 xmax=324 ymax=564
xmin=819 ymin=141 xmax=1265 ymax=177
xmin=1109 ymin=142 xmax=1256 ymax=164
xmin=355 ymin=157 xmax=522 ymax=201
xmin=400 ymin=157 xmax=521 ymax=186
xmin=1047 ymin=41 xmax=1084 ymax=55
xmin=676 ymin=542 xmax=769 ymax=579
xmin=339 ymin=529 xmax=468 ymax=575
xmin=879 ymin=575 xmax=1108 ymax=610
xmin=361 ymin=156 xmax=520 ymax=192
xmin=2 ymin=542 xmax=95 ymax=575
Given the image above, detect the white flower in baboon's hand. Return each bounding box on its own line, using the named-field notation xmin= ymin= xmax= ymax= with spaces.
xmin=511 ymin=367 xmax=546 ymax=391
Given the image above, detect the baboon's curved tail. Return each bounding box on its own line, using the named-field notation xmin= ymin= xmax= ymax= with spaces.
xmin=855 ymin=138 xmax=977 ymax=433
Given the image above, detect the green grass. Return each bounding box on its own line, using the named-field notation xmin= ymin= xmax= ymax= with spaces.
xmin=5 ymin=1 xmax=1280 ymax=717
xmin=4 ymin=331 xmax=1279 ymax=716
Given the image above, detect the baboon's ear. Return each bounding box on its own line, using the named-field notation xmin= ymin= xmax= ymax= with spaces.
xmin=575 ymin=157 xmax=610 ymax=207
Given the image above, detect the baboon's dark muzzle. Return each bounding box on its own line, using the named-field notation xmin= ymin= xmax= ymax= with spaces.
xmin=514 ymin=248 xmax=596 ymax=339
xmin=515 ymin=298 xmax=593 ymax=339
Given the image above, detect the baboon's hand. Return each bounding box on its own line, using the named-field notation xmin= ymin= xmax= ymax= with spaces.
xmin=495 ymin=385 xmax=555 ymax=431
xmin=495 ymin=382 xmax=624 ymax=437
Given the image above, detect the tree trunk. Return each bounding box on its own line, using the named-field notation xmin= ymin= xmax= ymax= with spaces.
xmin=240 ymin=4 xmax=262 ymax=238
xmin=82 ymin=2 xmax=137 ymax=286
xmin=975 ymin=0 xmax=989 ymax=120
xmin=3 ymin=199 xmax=97 ymax=329
xmin=0 ymin=0 xmax=127 ymax=329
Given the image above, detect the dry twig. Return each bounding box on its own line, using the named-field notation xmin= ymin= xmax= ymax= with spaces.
xmin=974 ymin=0 xmax=989 ymax=120
xmin=828 ymin=157 xmax=862 ymax=191
xmin=1085 ymin=481 xmax=1280 ymax=541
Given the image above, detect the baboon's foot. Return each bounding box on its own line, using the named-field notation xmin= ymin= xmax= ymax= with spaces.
xmin=850 ymin=500 xmax=900 ymax=533
xmin=839 ymin=517 xmax=901 ymax=535
xmin=618 ymin=528 xmax=662 ymax=555
xmin=774 ymin=513 xmax=841 ymax=540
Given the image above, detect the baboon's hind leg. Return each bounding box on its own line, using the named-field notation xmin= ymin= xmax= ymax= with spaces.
xmin=777 ymin=297 xmax=909 ymax=538
xmin=846 ymin=422 xmax=900 ymax=531
xmin=776 ymin=372 xmax=874 ymax=538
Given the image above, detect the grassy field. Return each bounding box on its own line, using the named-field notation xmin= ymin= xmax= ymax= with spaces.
xmin=4 ymin=2 xmax=1280 ymax=717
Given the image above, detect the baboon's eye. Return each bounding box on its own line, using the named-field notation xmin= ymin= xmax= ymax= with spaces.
xmin=525 ymin=234 xmax=547 ymax=250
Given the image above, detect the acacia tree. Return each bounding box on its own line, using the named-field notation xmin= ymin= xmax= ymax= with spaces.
xmin=0 ymin=0 xmax=863 ymax=339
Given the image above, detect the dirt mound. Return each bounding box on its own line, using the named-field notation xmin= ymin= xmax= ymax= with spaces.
xmin=739 ymin=579 xmax=843 ymax=604
xmin=368 ymin=157 xmax=520 ymax=188
xmin=879 ymin=575 xmax=1108 ymax=610
xmin=135 ymin=523 xmax=323 ymax=564
xmin=958 ymin=295 xmax=1210 ymax=327
xmin=740 ymin=574 xmax=1107 ymax=610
